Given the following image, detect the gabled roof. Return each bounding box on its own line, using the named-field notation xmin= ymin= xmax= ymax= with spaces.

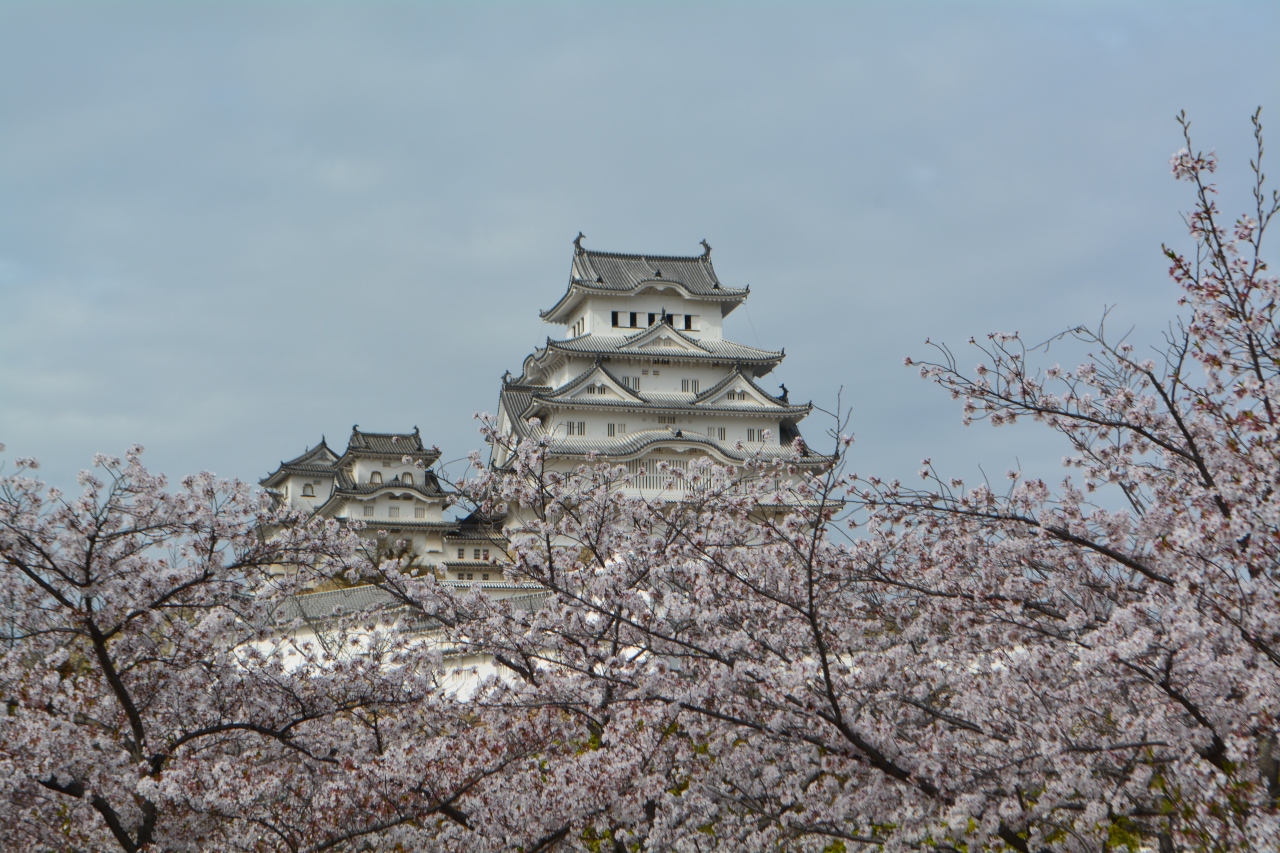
xmin=341 ymin=425 xmax=439 ymax=460
xmin=260 ymin=438 xmax=339 ymax=487
xmin=490 ymin=422 xmax=829 ymax=470
xmin=537 ymin=362 xmax=644 ymax=403
xmin=502 ymin=370 xmax=812 ymax=422
xmin=521 ymin=331 xmax=783 ymax=385
xmin=693 ymin=366 xmax=793 ymax=407
xmin=541 ymin=241 xmax=749 ymax=323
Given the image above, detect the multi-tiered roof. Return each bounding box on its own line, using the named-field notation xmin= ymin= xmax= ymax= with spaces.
xmin=261 ymin=426 xmax=448 ymax=522
xmin=494 ymin=239 xmax=821 ymax=471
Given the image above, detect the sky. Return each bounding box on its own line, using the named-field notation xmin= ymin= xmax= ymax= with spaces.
xmin=1 ymin=1 xmax=1277 ymax=493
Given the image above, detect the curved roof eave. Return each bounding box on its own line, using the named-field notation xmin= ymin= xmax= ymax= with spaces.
xmin=539 ymin=280 xmax=749 ymax=323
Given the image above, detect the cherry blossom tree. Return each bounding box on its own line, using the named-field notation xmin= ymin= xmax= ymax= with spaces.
xmin=395 ymin=110 xmax=1280 ymax=852
xmin=0 ymin=447 xmax=561 ymax=853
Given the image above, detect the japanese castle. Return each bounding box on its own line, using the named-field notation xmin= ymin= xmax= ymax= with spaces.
xmin=492 ymin=236 xmax=820 ymax=490
xmin=262 ymin=237 xmax=820 ymax=588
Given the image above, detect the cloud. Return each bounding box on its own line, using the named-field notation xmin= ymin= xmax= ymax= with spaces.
xmin=0 ymin=2 xmax=1275 ymax=491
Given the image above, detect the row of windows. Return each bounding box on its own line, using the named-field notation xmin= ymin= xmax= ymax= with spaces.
xmin=726 ymin=390 xmax=748 ymax=401
xmin=457 ymin=548 xmax=492 ymax=560
xmin=611 ymin=312 xmax=698 ymax=331
xmin=363 ymin=506 xmax=428 ymax=518
xmin=681 ymin=379 xmax=700 ymax=393
xmin=456 ymin=573 xmax=492 ymax=581
xmin=368 ymin=471 xmax=414 ymax=485
xmin=571 ymin=317 xmax=586 ymax=337
xmin=566 ymin=419 xmax=765 ymax=440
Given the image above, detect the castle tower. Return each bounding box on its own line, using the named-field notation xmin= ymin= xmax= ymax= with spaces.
xmin=493 ymin=238 xmax=820 ymax=494
xmin=260 ymin=426 xmax=453 ymax=566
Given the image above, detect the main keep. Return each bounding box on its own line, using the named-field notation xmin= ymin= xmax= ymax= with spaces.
xmin=492 ymin=238 xmax=821 ymax=491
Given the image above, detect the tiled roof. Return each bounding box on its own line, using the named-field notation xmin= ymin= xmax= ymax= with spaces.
xmin=543 ymin=361 xmax=644 ymax=402
xmin=275 ymin=585 xmax=408 ymax=623
xmin=545 ymin=330 xmax=781 ymax=364
xmin=277 ymin=583 xmax=547 ymax=627
xmin=571 ymin=246 xmax=743 ymax=297
xmin=260 ymin=439 xmax=340 ymax=487
xmin=344 ymin=425 xmax=439 ymax=458
xmin=517 ymin=366 xmax=811 ymax=417
xmin=693 ymin=366 xmax=793 ymax=407
xmin=347 ymin=520 xmax=457 ymax=531
xmin=491 ymin=422 xmax=827 ymax=469
xmin=541 ymin=242 xmax=748 ymax=321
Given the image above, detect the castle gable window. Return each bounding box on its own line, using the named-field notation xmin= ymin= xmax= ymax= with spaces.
xmin=370 ymin=471 xmax=383 ymax=484
xmin=302 ymin=483 xmax=315 ymax=497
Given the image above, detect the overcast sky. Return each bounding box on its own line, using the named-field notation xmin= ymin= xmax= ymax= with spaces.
xmin=1 ymin=1 xmax=1277 ymax=492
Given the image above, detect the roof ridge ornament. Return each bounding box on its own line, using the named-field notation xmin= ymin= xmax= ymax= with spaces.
xmin=573 ymin=232 xmax=585 ymax=253
xmin=700 ymin=238 xmax=711 ymax=258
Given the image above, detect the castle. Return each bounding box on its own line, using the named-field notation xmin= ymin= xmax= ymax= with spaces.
xmin=261 ymin=237 xmax=821 ymax=593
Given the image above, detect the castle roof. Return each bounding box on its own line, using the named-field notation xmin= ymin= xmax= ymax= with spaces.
xmin=511 ymin=363 xmax=812 ymax=418
xmin=492 ymin=414 xmax=824 ymax=470
xmin=260 ymin=439 xmax=340 ymax=488
xmin=536 ymin=327 xmax=781 ymax=364
xmin=340 ymin=426 xmax=439 ymax=460
xmin=541 ymin=241 xmax=749 ymax=323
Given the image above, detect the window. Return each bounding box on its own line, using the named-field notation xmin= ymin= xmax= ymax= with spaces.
xmin=728 ymin=390 xmax=747 ymax=402
xmin=681 ymin=379 xmax=700 ymax=393
xmin=388 ymin=506 xmax=400 ymax=518
xmin=612 ymin=311 xmax=620 ymax=326
xmin=747 ymin=429 xmax=757 ymax=441
xmin=400 ymin=472 xmax=413 ymax=485
xmin=370 ymin=471 xmax=382 ymax=484
xmin=708 ymin=427 xmax=725 ymax=439
xmin=458 ymin=548 xmax=465 ymax=559
xmin=620 ymin=376 xmax=640 ymax=391
xmin=565 ymin=421 xmax=587 ymax=436
xmin=607 ymin=423 xmax=614 ymax=437
xmin=642 ymin=369 xmax=649 ymax=376
xmin=629 ymin=311 xmax=637 ymax=327
xmin=415 ymin=506 xmax=426 ymax=519
xmin=482 ymin=573 xmax=490 ymax=581
xmin=364 ymin=505 xmax=374 ymax=517
xmin=658 ymin=416 xmax=676 ymax=425
xmin=466 ymin=573 xmax=474 ymax=581
xmin=302 ymin=483 xmax=314 ymax=497
xmin=684 ymin=315 xmax=694 ymax=330
xmin=648 ymin=313 xmax=656 ymax=326
xmin=483 ymin=549 xmax=490 ymax=560
xmin=473 ymin=548 xmax=481 ymax=560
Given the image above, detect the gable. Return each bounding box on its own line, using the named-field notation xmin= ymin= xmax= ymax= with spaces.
xmin=619 ymin=325 xmax=707 ymax=354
